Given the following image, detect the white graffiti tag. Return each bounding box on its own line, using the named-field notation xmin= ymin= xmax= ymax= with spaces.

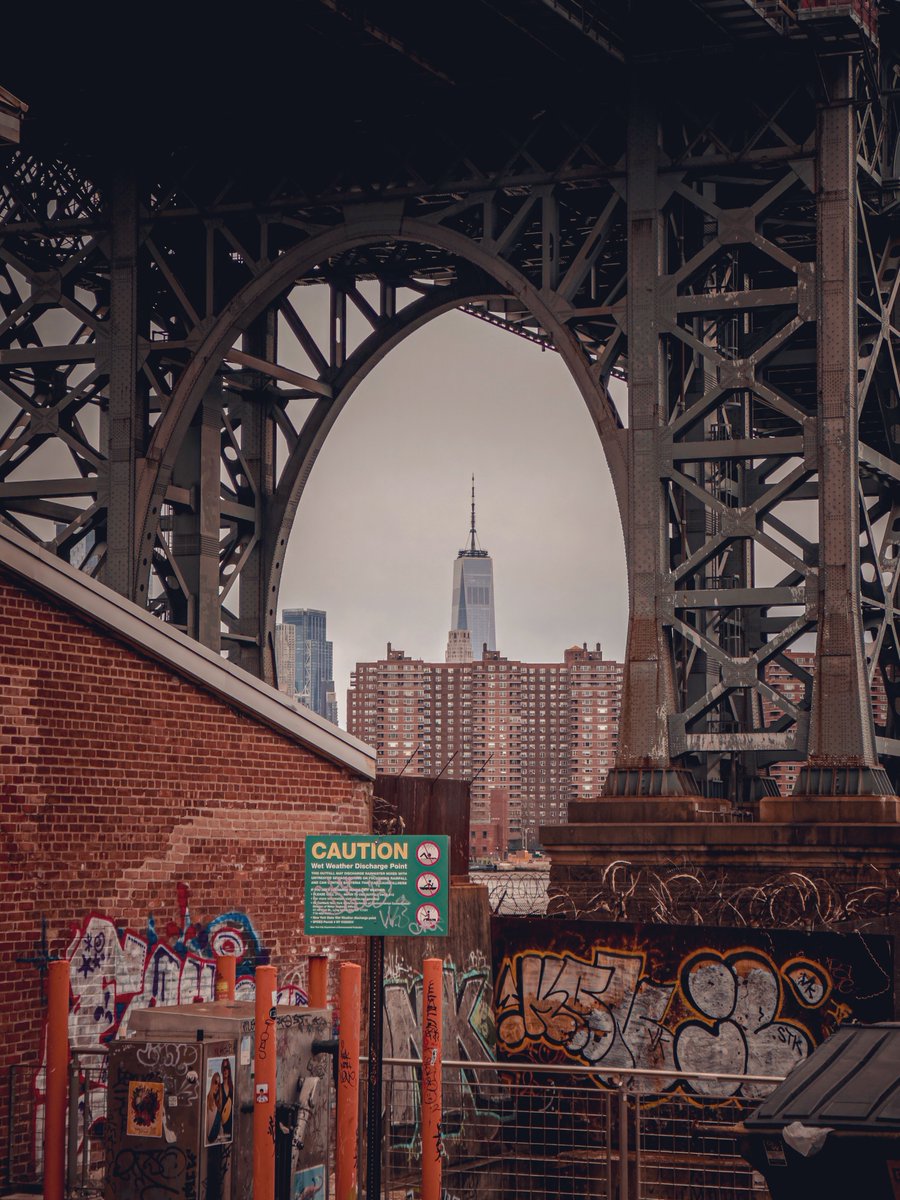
xmin=496 ymin=946 xmax=821 ymax=1092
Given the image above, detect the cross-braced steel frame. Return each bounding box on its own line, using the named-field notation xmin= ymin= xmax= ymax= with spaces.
xmin=1 ymin=4 xmax=898 ymax=801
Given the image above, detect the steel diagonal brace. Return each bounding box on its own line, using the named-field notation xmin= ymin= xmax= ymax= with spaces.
xmin=672 ymin=531 xmax=729 ymax=584
xmin=557 ymin=192 xmax=622 ymax=303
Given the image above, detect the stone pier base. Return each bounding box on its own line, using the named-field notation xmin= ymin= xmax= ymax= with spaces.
xmin=541 ymin=806 xmax=900 ymax=1011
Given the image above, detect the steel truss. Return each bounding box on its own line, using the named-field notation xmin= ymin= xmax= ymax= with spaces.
xmin=611 ymin=37 xmax=900 ymax=799
xmin=0 ymin=10 xmax=898 ymax=799
xmin=0 ymin=114 xmax=630 ymax=674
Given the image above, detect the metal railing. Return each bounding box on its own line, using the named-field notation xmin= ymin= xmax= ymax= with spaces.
xmin=66 ymin=1047 xmax=108 ymax=1199
xmin=5 ymin=1050 xmax=776 ymax=1198
xmin=5 ymin=1060 xmax=43 ymax=1192
xmin=377 ymin=1057 xmax=776 ymax=1200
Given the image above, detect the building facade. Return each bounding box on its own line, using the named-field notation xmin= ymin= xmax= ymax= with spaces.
xmin=274 ymin=621 xmax=296 ymax=696
xmin=279 ymin=608 xmax=338 ymax=724
xmin=0 ymin=525 xmax=373 ymax=1180
xmin=347 ymin=642 xmax=624 ymax=852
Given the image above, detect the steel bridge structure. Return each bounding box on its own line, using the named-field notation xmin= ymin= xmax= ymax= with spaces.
xmin=1 ymin=0 xmax=899 ymax=806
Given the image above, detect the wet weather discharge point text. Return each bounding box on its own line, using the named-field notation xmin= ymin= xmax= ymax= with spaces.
xmin=304 ymin=835 xmax=450 ymax=1200
xmin=304 ymin=835 xmax=450 ymax=937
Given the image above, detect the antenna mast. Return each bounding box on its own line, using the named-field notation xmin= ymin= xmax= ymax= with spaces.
xmin=469 ymin=474 xmax=477 ymax=552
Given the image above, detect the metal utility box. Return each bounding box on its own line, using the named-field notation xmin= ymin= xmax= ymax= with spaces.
xmin=742 ymin=1022 xmax=900 ymax=1200
xmin=105 ymin=1034 xmax=238 ymax=1200
xmin=107 ymin=1002 xmax=333 ymax=1200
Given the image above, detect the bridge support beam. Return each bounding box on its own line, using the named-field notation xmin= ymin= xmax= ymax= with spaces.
xmin=599 ymin=70 xmax=711 ymax=816
xmin=766 ymin=54 xmax=896 ymax=817
xmin=105 ymin=171 xmax=141 ymax=600
xmin=170 ymin=388 xmax=223 ymax=651
xmin=230 ymin=313 xmax=277 ymax=681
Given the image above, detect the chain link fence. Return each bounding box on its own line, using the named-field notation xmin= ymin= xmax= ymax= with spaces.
xmin=5 ymin=1060 xmax=42 ymax=1192
xmin=6 ymin=1051 xmax=773 ymax=1198
xmin=377 ymin=1057 xmax=774 ymax=1200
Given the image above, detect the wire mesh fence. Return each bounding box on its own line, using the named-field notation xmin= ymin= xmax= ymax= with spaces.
xmin=379 ymin=1058 xmax=617 ymax=1200
xmin=377 ymin=1057 xmax=775 ymax=1200
xmin=5 ymin=1049 xmax=774 ymax=1198
xmin=635 ymin=1089 xmax=768 ymax=1200
xmin=4 ymin=1060 xmax=42 ymax=1192
xmin=66 ymin=1049 xmax=107 ymax=1199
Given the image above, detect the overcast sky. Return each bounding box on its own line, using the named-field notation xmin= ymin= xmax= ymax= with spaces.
xmin=280 ymin=309 xmax=628 ymax=725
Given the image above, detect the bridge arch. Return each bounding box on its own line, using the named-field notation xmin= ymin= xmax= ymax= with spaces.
xmin=134 ymin=213 xmax=628 ymax=678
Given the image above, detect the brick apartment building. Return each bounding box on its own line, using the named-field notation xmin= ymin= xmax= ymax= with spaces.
xmin=347 ymin=642 xmax=623 ymax=854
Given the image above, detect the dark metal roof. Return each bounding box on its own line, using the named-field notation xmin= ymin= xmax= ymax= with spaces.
xmin=747 ymin=1024 xmax=900 ymax=1133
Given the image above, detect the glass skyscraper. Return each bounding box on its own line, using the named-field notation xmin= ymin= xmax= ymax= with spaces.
xmin=449 ymin=479 xmax=496 ymax=660
xmin=280 ymin=608 xmax=338 ymax=724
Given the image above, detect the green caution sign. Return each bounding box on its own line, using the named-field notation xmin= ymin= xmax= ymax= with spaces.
xmin=304 ymin=835 xmax=450 ymax=937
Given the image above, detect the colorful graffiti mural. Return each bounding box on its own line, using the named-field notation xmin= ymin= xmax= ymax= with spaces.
xmin=491 ymin=919 xmax=893 ymax=1095
xmin=383 ymin=950 xmax=499 ymax=1144
xmin=33 ymin=893 xmax=306 ymax=1167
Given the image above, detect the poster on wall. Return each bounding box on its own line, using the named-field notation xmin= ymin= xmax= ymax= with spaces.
xmin=293 ymin=1164 xmax=326 ymax=1200
xmin=205 ymin=1055 xmax=235 ymax=1146
xmin=126 ymin=1081 xmax=164 ymax=1138
xmin=491 ymin=917 xmax=893 ymax=1089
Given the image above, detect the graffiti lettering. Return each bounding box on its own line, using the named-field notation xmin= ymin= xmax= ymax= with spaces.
xmin=496 ymin=946 xmax=824 ymax=1094
xmin=34 ymin=897 xmax=273 ymax=1170
xmin=383 ymin=960 xmax=498 ymax=1143
xmin=111 ymin=1146 xmax=189 ymax=1197
xmin=492 ymin=921 xmax=893 ymax=1097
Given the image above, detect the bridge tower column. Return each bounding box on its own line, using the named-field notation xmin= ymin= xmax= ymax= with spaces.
xmin=601 ymin=70 xmax=716 ymax=816
xmin=767 ymin=53 xmax=896 ymax=818
xmin=104 ymin=169 xmax=143 ymax=601
xmin=231 ymin=310 xmax=278 ymax=682
xmin=169 ymin=386 xmax=224 ymax=652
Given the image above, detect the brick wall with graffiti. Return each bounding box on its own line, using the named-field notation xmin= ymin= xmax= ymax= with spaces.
xmin=32 ymin=891 xmax=319 ymax=1171
xmin=491 ymin=918 xmax=893 ymax=1094
xmin=1 ymin=571 xmax=371 ymax=1182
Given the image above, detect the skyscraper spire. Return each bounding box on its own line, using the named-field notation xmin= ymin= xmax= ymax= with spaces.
xmin=469 ymin=473 xmax=477 ymax=553
xmin=461 ymin=474 xmax=486 ymax=558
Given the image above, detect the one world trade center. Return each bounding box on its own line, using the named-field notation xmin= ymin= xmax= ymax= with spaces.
xmin=448 ymin=477 xmax=496 ymax=661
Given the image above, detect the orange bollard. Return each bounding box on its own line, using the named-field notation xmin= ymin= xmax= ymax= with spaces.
xmin=44 ymin=959 xmax=70 ymax=1200
xmin=308 ymin=953 xmax=328 ymax=1008
xmin=337 ymin=963 xmax=361 ymax=1200
xmin=215 ymin=954 xmax=236 ymax=1001
xmin=253 ymin=965 xmax=277 ymax=1200
xmin=421 ymin=958 xmax=443 ymax=1200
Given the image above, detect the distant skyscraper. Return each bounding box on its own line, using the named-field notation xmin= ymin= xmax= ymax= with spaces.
xmin=280 ymin=608 xmax=338 ymax=723
xmin=274 ymin=623 xmax=296 ymax=696
xmin=448 ymin=478 xmax=496 ymax=660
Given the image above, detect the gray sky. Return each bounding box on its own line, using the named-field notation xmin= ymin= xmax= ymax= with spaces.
xmin=280 ymin=309 xmax=628 ymax=724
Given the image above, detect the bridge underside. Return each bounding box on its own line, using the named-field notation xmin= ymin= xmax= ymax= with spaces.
xmin=2 ymin=1 xmax=900 ymax=806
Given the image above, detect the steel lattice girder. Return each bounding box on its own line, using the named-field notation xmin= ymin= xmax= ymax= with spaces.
xmin=0 ymin=5 xmax=898 ymax=797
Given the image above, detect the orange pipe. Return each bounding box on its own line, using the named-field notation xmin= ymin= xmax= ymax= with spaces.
xmin=43 ymin=959 xmax=69 ymax=1200
xmin=337 ymin=963 xmax=361 ymax=1200
xmin=215 ymin=955 xmax=236 ymax=1001
xmin=308 ymin=954 xmax=328 ymax=1008
xmin=253 ymin=965 xmax=277 ymax=1200
xmin=421 ymin=958 xmax=443 ymax=1200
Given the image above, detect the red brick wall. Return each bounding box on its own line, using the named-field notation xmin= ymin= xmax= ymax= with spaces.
xmin=0 ymin=571 xmax=371 ymax=1173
